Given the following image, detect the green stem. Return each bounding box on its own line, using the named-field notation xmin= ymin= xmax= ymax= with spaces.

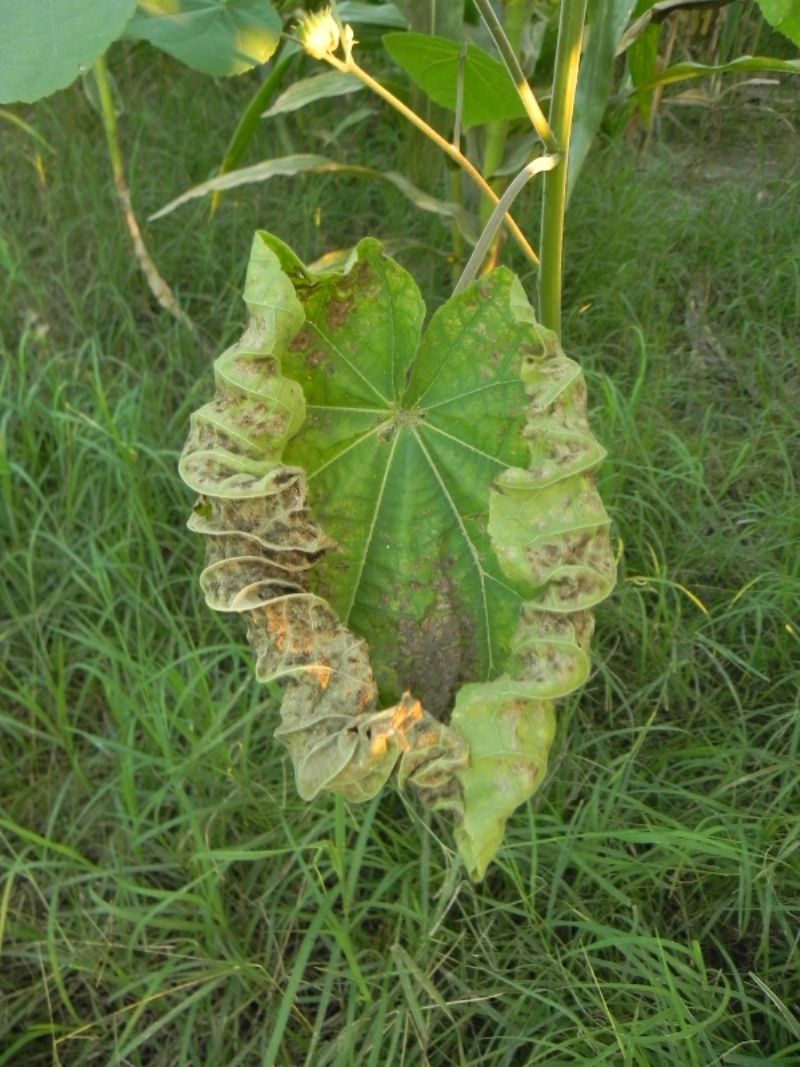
xmin=449 ymin=166 xmax=465 ymax=284
xmin=454 ymin=154 xmax=558 ymax=296
xmin=479 ymin=1 xmax=536 ymax=234
xmin=473 ymin=0 xmax=558 ymax=154
xmin=538 ymin=0 xmax=587 ymax=336
xmin=94 ymin=55 xmax=124 ymax=185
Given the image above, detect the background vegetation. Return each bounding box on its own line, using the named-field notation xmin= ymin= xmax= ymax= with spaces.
xmin=1 ymin=35 xmax=799 ymax=1066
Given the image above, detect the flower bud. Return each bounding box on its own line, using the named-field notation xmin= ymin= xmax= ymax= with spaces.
xmin=298 ymin=7 xmax=340 ymax=60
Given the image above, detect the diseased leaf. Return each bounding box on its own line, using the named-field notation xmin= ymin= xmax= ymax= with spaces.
xmin=181 ymin=235 xmax=468 ymax=811
xmin=0 ymin=0 xmax=138 ymax=104
xmin=452 ymin=680 xmax=556 ymax=880
xmin=181 ymin=233 xmax=614 ymax=878
xmin=382 ymin=32 xmax=528 ymax=127
xmin=125 ymin=0 xmax=281 ymax=77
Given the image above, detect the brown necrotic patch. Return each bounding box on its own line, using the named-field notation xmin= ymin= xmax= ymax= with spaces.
xmin=394 ymin=573 xmax=479 ymax=720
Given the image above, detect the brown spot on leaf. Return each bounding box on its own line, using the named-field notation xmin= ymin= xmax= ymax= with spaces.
xmin=393 ymin=573 xmax=479 ymax=720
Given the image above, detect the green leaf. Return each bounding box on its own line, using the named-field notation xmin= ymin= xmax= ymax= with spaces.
xmin=626 ymin=22 xmax=661 ymax=126
xmin=263 ymin=71 xmax=364 ymax=118
xmin=635 ymin=54 xmax=800 ymax=91
xmin=181 ymin=234 xmax=614 ymax=879
xmin=337 ymin=2 xmax=408 ymax=28
xmin=0 ymin=0 xmax=138 ymax=104
xmin=570 ymin=0 xmax=638 ymax=197
xmin=125 ymin=0 xmax=281 ymax=77
xmin=210 ymin=44 xmax=298 ymax=215
xmin=383 ymin=32 xmax=528 ymax=128
xmin=754 ymin=1 xmax=800 ymax=47
xmin=150 ymin=154 xmax=478 ymax=241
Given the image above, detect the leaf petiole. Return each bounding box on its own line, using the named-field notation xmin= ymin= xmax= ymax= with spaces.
xmin=453 ymin=154 xmax=559 ymax=295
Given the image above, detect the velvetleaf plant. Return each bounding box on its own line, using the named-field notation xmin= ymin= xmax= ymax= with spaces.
xmin=180 ymin=3 xmax=616 ymax=879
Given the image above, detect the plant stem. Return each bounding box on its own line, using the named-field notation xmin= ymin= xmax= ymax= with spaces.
xmin=538 ymin=0 xmax=588 ymax=336
xmin=453 ymin=43 xmax=467 ymax=151
xmin=479 ymin=0 xmax=537 ymax=269
xmin=473 ymin=0 xmax=558 ymax=154
xmin=325 ymin=53 xmax=540 ymax=267
xmin=454 ymin=154 xmax=558 ymax=295
xmin=449 ymin=167 xmax=466 ymax=284
xmin=93 ymin=54 xmax=197 ymax=336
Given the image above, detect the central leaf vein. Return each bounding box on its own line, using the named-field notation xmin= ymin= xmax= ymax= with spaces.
xmin=411 ymin=426 xmax=495 ymax=673
xmin=307 ymin=404 xmax=389 ymax=415
xmin=343 ymin=430 xmax=400 ymax=625
xmin=308 ymin=322 xmax=392 ymax=407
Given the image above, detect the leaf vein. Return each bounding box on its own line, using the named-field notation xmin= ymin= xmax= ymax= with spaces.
xmin=422 ymin=422 xmax=510 ymax=468
xmin=343 ymin=431 xmax=400 ymax=625
xmin=308 ymin=322 xmax=392 ymax=406
xmin=411 ymin=428 xmax=495 ymax=673
xmin=306 ymin=421 xmax=392 ymax=481
xmin=423 ymin=378 xmax=520 ymax=410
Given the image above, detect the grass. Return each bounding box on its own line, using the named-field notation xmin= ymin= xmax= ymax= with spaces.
xmin=1 ymin=45 xmax=799 ymax=1066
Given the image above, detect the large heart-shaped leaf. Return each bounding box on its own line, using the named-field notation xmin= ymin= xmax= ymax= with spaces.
xmin=125 ymin=0 xmax=281 ymax=76
xmin=383 ymin=32 xmax=528 ymax=127
xmin=180 ymin=233 xmax=614 ymax=879
xmin=0 ymin=0 xmax=138 ymax=103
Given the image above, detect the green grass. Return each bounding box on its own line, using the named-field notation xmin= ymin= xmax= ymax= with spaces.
xmin=1 ymin=47 xmax=799 ymax=1065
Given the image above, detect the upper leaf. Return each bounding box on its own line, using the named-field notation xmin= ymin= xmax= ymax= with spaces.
xmin=337 ymin=2 xmax=408 ymax=29
xmin=383 ymin=32 xmax=528 ymax=128
xmin=150 ymin=153 xmax=479 ymax=244
xmin=0 ymin=0 xmax=138 ymax=104
xmin=125 ymin=0 xmax=281 ymax=77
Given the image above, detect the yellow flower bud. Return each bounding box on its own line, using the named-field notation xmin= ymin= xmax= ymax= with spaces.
xmin=298 ymin=7 xmax=341 ymax=60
